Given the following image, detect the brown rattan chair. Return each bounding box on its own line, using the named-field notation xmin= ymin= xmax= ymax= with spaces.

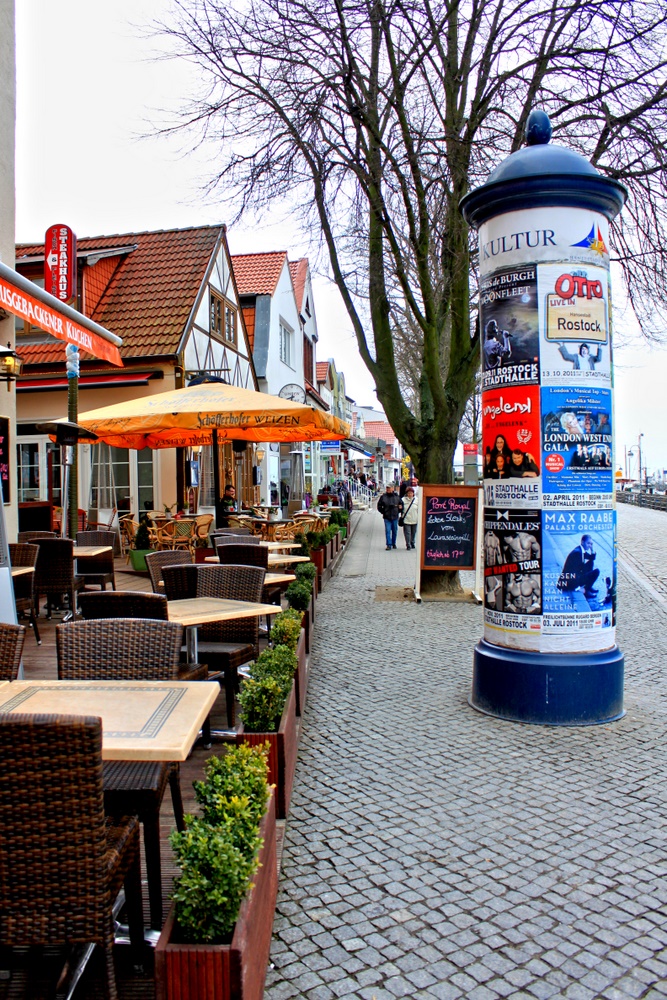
xmin=118 ymin=515 xmax=138 ymax=562
xmin=213 ymin=538 xmax=282 ymax=606
xmin=33 ymin=537 xmax=85 ymax=619
xmin=9 ymin=542 xmax=40 ymax=644
xmin=212 ymin=532 xmax=261 ymax=545
xmin=75 ymin=530 xmax=117 ymax=590
xmin=17 ymin=529 xmax=56 ymax=543
xmin=0 ymin=622 xmax=25 ymax=679
xmin=194 ymin=513 xmax=214 ymax=547
xmin=55 ymin=617 xmax=187 ymax=931
xmin=162 ymin=562 xmax=265 ymax=728
xmin=0 ymin=713 xmax=144 ymax=999
xmin=144 ymin=549 xmax=192 ymax=594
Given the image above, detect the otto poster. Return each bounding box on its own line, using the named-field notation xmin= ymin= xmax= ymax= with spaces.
xmin=482 ymin=386 xmax=541 ymax=508
xmin=541 ymin=385 xmax=613 ymax=505
xmin=538 ymin=262 xmax=611 ymax=386
xmin=542 ymin=508 xmax=616 ymax=653
xmin=483 ymin=508 xmax=542 ymax=650
xmin=480 ymin=267 xmax=539 ymax=390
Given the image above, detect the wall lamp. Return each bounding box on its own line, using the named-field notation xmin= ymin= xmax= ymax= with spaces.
xmin=0 ymin=344 xmax=23 ymax=389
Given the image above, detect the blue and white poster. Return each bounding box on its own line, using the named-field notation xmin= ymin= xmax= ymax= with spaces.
xmin=541 ymin=385 xmax=613 ymax=506
xmin=542 ymin=508 xmax=616 ymax=653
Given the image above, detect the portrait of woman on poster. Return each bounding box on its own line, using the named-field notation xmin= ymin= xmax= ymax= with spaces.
xmin=490 ymin=454 xmax=511 ymax=479
xmin=491 ymin=434 xmax=512 ymax=466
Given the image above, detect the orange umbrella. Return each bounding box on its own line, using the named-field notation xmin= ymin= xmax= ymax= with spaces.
xmin=74 ymin=381 xmax=349 ymax=448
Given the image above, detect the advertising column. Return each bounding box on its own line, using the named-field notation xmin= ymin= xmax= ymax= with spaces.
xmin=461 ymin=111 xmax=626 ymax=725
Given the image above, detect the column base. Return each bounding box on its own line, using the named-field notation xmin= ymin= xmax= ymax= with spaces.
xmin=470 ymin=639 xmax=624 ymax=726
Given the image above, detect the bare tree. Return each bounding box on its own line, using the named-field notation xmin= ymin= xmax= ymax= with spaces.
xmin=156 ymin=0 xmax=667 ymax=589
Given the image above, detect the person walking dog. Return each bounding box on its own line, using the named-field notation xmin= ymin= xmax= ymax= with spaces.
xmin=400 ymin=486 xmax=418 ymax=549
xmin=377 ymin=482 xmax=403 ymax=549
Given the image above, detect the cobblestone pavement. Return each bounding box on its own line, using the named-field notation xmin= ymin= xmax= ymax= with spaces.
xmin=265 ymin=504 xmax=667 ymax=1000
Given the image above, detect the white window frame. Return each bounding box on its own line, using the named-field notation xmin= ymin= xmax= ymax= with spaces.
xmin=279 ymin=318 xmax=294 ymax=368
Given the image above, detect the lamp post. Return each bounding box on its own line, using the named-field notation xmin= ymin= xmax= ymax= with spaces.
xmin=638 ymin=433 xmax=644 ymax=490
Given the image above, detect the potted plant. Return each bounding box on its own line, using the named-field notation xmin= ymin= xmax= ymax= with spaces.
xmin=295 ymin=561 xmax=317 ymax=614
xmin=236 ymin=645 xmax=298 ymax=819
xmin=305 ymin=529 xmax=326 ymax=587
xmin=270 ymin=609 xmax=308 ymax=715
xmin=267 ymin=506 xmax=280 ymax=521
xmin=155 ymin=744 xmax=278 ymax=1000
xmin=128 ymin=517 xmax=153 ymax=573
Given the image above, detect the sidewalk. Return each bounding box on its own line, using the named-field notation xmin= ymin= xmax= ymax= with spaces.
xmin=265 ymin=504 xmax=667 ymax=1000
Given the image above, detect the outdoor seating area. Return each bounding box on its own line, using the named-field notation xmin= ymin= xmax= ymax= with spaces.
xmin=0 ymin=512 xmax=354 ymax=999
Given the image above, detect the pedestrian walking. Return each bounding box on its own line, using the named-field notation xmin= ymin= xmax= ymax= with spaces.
xmin=400 ymin=486 xmax=418 ymax=549
xmin=377 ymin=482 xmax=402 ymax=549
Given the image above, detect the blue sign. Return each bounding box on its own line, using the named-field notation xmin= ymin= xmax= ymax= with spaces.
xmin=319 ymin=440 xmax=341 ymax=453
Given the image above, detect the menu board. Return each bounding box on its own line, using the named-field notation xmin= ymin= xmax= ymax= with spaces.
xmin=0 ymin=417 xmax=8 ymax=504
xmin=420 ymin=484 xmax=479 ymax=571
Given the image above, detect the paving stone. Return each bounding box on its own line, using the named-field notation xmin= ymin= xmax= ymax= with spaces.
xmin=265 ymin=507 xmax=667 ymax=1000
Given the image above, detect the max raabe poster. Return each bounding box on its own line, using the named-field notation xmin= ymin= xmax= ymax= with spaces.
xmin=480 ymin=267 xmax=539 ymax=390
xmin=482 ymin=386 xmax=541 ymax=508
xmin=483 ymin=508 xmax=542 ymax=651
xmin=541 ymin=386 xmax=613 ymax=505
xmin=542 ymin=508 xmax=616 ymax=653
xmin=537 ymin=262 xmax=611 ymax=386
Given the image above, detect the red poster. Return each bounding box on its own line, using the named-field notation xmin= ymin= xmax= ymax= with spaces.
xmin=482 ymin=385 xmax=541 ymax=479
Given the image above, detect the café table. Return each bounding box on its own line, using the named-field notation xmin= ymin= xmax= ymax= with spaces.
xmin=167 ymin=596 xmax=282 ymax=663
xmin=73 ymin=545 xmax=114 ymax=558
xmin=267 ymin=553 xmax=311 ymax=566
xmin=0 ymin=679 xmax=218 ymax=761
xmin=10 ymin=566 xmax=34 ymax=578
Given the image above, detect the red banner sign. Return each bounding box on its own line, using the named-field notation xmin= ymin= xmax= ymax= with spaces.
xmin=44 ymin=224 xmax=77 ymax=302
xmin=0 ymin=274 xmax=122 ymax=366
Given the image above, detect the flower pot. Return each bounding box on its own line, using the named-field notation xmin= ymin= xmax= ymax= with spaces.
xmin=294 ymin=628 xmax=308 ymax=715
xmin=128 ymin=548 xmax=152 ymax=573
xmin=309 ymin=547 xmax=324 ymax=591
xmin=236 ymin=682 xmax=297 ymax=819
xmin=155 ymin=790 xmax=278 ymax=1000
xmin=195 ymin=546 xmax=215 ymax=564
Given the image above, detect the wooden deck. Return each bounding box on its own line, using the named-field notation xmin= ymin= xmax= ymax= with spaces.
xmin=4 ymin=558 xmax=285 ymax=1000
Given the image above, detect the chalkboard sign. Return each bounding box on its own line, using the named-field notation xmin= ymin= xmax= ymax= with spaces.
xmin=420 ymin=484 xmax=479 ymax=571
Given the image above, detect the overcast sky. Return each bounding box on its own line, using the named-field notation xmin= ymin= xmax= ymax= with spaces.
xmin=14 ymin=1 xmax=667 ymax=477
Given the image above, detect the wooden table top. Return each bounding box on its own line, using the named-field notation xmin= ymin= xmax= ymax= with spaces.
xmin=160 ymin=570 xmax=295 ymax=586
xmin=0 ymin=679 xmax=218 ymax=761
xmin=267 ymin=554 xmax=311 ymax=565
xmin=73 ymin=545 xmax=114 ymax=557
xmin=10 ymin=566 xmax=34 ymax=578
xmin=167 ymin=596 xmax=282 ymax=628
xmin=260 ymin=541 xmax=301 ymax=550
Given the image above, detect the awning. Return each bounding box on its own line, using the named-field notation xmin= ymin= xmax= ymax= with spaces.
xmin=346 ymin=446 xmax=371 ymax=460
xmin=0 ymin=261 xmax=122 ymax=366
xmin=17 ymin=372 xmax=161 ymax=393
xmin=343 ymin=438 xmax=374 ymax=457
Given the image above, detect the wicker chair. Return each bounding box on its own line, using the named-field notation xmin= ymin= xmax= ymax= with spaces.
xmin=0 ymin=713 xmax=144 ymax=999
xmin=55 ymin=617 xmax=188 ymax=930
xmin=17 ymin=530 xmax=56 ymax=543
xmin=163 ymin=563 xmax=265 ymax=728
xmin=212 ymin=532 xmax=261 ymax=545
xmin=212 ymin=539 xmax=282 ymax=606
xmin=33 ymin=537 xmax=85 ymax=619
xmin=118 ymin=515 xmax=138 ymax=561
xmin=75 ymin=530 xmax=117 ymax=590
xmin=194 ymin=513 xmax=214 ymax=547
xmin=0 ymin=622 xmax=26 ymax=679
xmin=145 ymin=549 xmax=192 ymax=593
xmin=9 ymin=542 xmax=40 ymax=644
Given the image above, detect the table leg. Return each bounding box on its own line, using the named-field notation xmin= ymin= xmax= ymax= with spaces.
xmin=185 ymin=625 xmax=198 ymax=664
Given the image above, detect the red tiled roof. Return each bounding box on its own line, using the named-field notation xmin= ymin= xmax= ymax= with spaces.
xmin=288 ymin=258 xmax=308 ymax=312
xmin=15 ymin=225 xmax=223 ymax=366
xmin=364 ymin=421 xmax=396 ymax=443
xmin=316 ymin=361 xmax=330 ymax=382
xmin=231 ymin=251 xmax=287 ymax=296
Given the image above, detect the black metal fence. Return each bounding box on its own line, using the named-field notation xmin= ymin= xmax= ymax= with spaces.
xmin=616 ymin=490 xmax=667 ymax=511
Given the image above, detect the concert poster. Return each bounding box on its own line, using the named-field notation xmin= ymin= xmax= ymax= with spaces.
xmin=542 ymin=508 xmax=616 ymax=653
xmin=480 ymin=267 xmax=539 ymax=391
xmin=482 ymin=385 xmax=542 ymax=508
xmin=537 ymin=262 xmax=611 ymax=386
xmin=483 ymin=507 xmax=542 ymax=650
xmin=541 ymin=386 xmax=613 ymax=504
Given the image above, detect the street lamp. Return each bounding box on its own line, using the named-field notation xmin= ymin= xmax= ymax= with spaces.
xmin=638 ymin=433 xmax=644 ymax=490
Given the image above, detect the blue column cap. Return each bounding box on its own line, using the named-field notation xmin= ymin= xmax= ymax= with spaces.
xmin=460 ymin=113 xmax=627 ymax=229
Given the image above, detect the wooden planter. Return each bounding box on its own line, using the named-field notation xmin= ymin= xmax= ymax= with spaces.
xmin=310 ymin=547 xmax=324 ymax=591
xmin=155 ymin=791 xmax=278 ymax=1000
xmin=294 ymin=628 xmax=308 ymax=716
xmin=236 ymin=682 xmax=297 ymax=819
xmin=195 ymin=546 xmax=215 ymax=564
xmin=302 ymin=592 xmax=315 ymax=654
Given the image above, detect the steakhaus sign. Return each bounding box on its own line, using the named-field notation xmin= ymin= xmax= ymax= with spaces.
xmin=0 ymin=272 xmax=122 ymax=367
xmin=44 ymin=223 xmax=77 ymax=302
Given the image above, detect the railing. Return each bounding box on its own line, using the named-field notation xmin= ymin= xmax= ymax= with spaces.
xmin=344 ymin=477 xmax=375 ymax=505
xmin=616 ymin=490 xmax=667 ymax=511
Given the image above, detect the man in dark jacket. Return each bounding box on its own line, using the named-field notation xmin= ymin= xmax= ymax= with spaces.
xmin=377 ymin=483 xmax=403 ymax=549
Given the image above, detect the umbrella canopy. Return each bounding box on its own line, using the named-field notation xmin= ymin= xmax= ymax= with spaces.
xmin=73 ymin=382 xmax=350 ymax=449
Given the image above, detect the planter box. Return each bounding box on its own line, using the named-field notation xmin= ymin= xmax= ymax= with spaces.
xmin=302 ymin=592 xmax=315 ymax=654
xmin=155 ymin=791 xmax=278 ymax=1000
xmin=128 ymin=548 xmax=152 ymax=573
xmin=195 ymin=546 xmax=215 ymax=564
xmin=236 ymin=682 xmax=297 ymax=819
xmin=294 ymin=628 xmax=308 ymax=716
xmin=310 ymin=547 xmax=324 ymax=591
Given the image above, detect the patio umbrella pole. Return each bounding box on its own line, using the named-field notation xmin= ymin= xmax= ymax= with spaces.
xmin=212 ymin=429 xmax=223 ymax=528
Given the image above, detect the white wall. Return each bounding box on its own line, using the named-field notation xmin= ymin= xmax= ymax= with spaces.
xmin=264 ymin=261 xmax=303 ymax=396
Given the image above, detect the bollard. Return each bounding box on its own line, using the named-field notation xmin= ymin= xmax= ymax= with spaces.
xmin=460 ymin=110 xmax=627 ymax=725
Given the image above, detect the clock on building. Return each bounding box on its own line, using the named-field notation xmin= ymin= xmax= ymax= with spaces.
xmin=278 ymin=383 xmax=307 ymax=403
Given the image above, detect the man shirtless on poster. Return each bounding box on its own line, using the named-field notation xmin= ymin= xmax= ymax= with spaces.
xmin=505 ymin=573 xmax=541 ymax=614
xmin=502 ymin=530 xmax=540 ymax=564
xmin=484 ymin=530 xmax=503 ymax=566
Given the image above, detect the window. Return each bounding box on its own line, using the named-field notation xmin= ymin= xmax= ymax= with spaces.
xmin=280 ymin=319 xmax=294 ymax=368
xmin=210 ymin=291 xmax=237 ymax=346
xmin=303 ymin=335 xmax=314 ymax=384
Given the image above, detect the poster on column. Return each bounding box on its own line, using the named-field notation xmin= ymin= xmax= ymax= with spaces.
xmin=480 ymin=267 xmax=539 ymax=391
xmin=483 ymin=507 xmax=542 ymax=650
xmin=541 ymin=385 xmax=613 ymax=507
xmin=538 ymin=261 xmax=611 ymax=386
xmin=482 ymin=385 xmax=541 ymax=508
xmin=542 ymin=508 xmax=616 ymax=653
